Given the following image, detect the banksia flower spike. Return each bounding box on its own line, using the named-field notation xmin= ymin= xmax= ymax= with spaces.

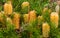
xmin=4 ymin=1 xmax=13 ymax=16
xmin=23 ymin=14 xmax=29 ymax=23
xmin=42 ymin=22 xmax=50 ymax=38
xmin=50 ymin=12 xmax=59 ymax=28
xmin=38 ymin=16 xmax=44 ymax=25
xmin=28 ymin=10 xmax=36 ymax=22
xmin=21 ymin=1 xmax=30 ymax=14
xmin=21 ymin=1 xmax=30 ymax=9
xmin=12 ymin=13 xmax=20 ymax=29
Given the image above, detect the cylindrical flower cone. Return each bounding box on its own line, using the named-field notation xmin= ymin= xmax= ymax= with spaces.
xmin=12 ymin=13 xmax=20 ymax=29
xmin=4 ymin=1 xmax=13 ymax=16
xmin=50 ymin=12 xmax=59 ymax=28
xmin=21 ymin=2 xmax=30 ymax=14
xmin=42 ymin=22 xmax=50 ymax=38
xmin=38 ymin=16 xmax=44 ymax=25
xmin=23 ymin=14 xmax=29 ymax=23
xmin=28 ymin=10 xmax=36 ymax=22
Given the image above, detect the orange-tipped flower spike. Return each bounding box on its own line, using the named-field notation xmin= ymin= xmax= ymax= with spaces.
xmin=13 ymin=13 xmax=20 ymax=29
xmin=28 ymin=10 xmax=36 ymax=22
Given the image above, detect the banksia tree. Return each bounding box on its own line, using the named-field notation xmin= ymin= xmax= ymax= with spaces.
xmin=28 ymin=10 xmax=36 ymax=22
xmin=12 ymin=13 xmax=20 ymax=29
xmin=50 ymin=12 xmax=59 ymax=28
xmin=4 ymin=1 xmax=13 ymax=16
xmin=23 ymin=14 xmax=29 ymax=23
xmin=42 ymin=22 xmax=50 ymax=38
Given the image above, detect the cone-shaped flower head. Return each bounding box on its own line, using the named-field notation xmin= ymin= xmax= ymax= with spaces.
xmin=21 ymin=1 xmax=29 ymax=9
xmin=28 ymin=10 xmax=36 ymax=22
xmin=23 ymin=14 xmax=29 ymax=23
xmin=50 ymin=12 xmax=59 ymax=28
xmin=4 ymin=1 xmax=13 ymax=15
xmin=42 ymin=22 xmax=50 ymax=37
xmin=12 ymin=13 xmax=20 ymax=29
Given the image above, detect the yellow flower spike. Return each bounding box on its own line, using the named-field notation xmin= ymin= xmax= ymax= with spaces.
xmin=48 ymin=9 xmax=52 ymax=14
xmin=42 ymin=22 xmax=50 ymax=38
xmin=28 ymin=10 xmax=36 ymax=22
xmin=38 ymin=16 xmax=44 ymax=25
xmin=50 ymin=12 xmax=59 ymax=28
xmin=4 ymin=1 xmax=13 ymax=15
xmin=38 ymin=16 xmax=43 ymax=21
xmin=12 ymin=13 xmax=20 ymax=29
xmin=23 ymin=14 xmax=29 ymax=23
xmin=42 ymin=7 xmax=48 ymax=14
xmin=21 ymin=1 xmax=29 ymax=9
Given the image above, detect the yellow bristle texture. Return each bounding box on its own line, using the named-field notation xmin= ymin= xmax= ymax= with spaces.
xmin=28 ymin=10 xmax=36 ymax=22
xmin=42 ymin=22 xmax=50 ymax=37
xmin=23 ymin=14 xmax=29 ymax=23
xmin=21 ymin=2 xmax=29 ymax=9
xmin=50 ymin=12 xmax=59 ymax=28
xmin=38 ymin=16 xmax=44 ymax=25
xmin=4 ymin=1 xmax=13 ymax=15
xmin=12 ymin=13 xmax=20 ymax=29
